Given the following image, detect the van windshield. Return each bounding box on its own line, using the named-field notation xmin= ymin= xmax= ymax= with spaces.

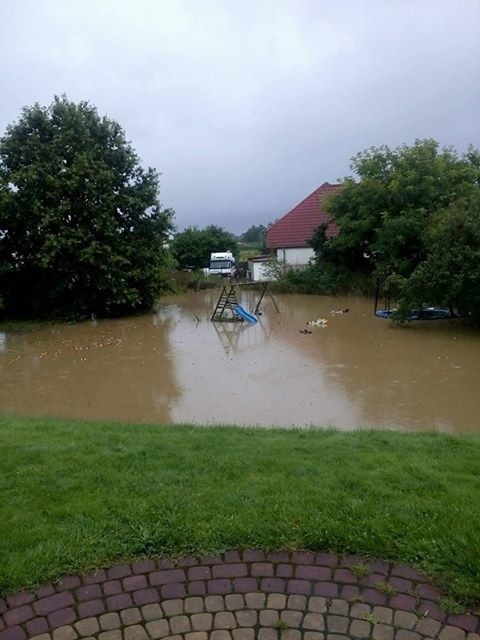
xmin=210 ymin=260 xmax=232 ymax=269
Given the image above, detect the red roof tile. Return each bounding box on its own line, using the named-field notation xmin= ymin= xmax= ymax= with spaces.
xmin=266 ymin=182 xmax=342 ymax=249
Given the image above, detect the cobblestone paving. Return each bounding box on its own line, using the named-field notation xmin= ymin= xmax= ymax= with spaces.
xmin=1 ymin=550 xmax=478 ymax=640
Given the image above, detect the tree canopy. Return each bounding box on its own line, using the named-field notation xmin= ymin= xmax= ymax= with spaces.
xmin=171 ymin=225 xmax=238 ymax=270
xmin=0 ymin=96 xmax=174 ymax=319
xmin=240 ymin=224 xmax=266 ymax=245
xmin=321 ymin=139 xmax=479 ymax=277
xmin=397 ymin=191 xmax=480 ymax=325
xmin=310 ymin=139 xmax=480 ymax=324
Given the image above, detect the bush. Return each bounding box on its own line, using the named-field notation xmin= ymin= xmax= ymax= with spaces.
xmin=271 ymin=261 xmax=374 ymax=296
xmin=0 ymin=96 xmax=174 ymax=319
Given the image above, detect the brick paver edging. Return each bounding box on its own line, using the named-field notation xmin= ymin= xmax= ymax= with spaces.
xmin=0 ymin=550 xmax=478 ymax=640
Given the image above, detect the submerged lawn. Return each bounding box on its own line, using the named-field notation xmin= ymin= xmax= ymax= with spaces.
xmin=1 ymin=417 xmax=479 ymax=606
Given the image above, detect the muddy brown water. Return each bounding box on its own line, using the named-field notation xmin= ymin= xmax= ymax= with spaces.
xmin=1 ymin=291 xmax=479 ymax=431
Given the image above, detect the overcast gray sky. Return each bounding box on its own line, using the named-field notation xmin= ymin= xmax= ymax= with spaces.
xmin=1 ymin=1 xmax=479 ymax=234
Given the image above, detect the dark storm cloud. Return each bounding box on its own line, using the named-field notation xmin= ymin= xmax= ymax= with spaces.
xmin=1 ymin=0 xmax=479 ymax=233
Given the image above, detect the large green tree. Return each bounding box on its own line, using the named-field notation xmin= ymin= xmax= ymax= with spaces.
xmin=0 ymin=96 xmax=174 ymax=319
xmin=397 ymin=191 xmax=480 ymax=325
xmin=171 ymin=225 xmax=238 ymax=270
xmin=317 ymin=139 xmax=479 ymax=278
xmin=306 ymin=139 xmax=480 ymax=321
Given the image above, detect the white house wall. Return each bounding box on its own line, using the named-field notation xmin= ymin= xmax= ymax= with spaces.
xmin=248 ymin=261 xmax=273 ymax=281
xmin=253 ymin=262 xmax=271 ymax=282
xmin=276 ymin=247 xmax=315 ymax=266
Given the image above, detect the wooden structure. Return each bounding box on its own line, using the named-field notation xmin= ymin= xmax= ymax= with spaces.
xmin=211 ymin=281 xmax=280 ymax=322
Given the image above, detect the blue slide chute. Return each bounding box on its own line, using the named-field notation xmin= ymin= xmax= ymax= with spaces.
xmin=234 ymin=305 xmax=258 ymax=323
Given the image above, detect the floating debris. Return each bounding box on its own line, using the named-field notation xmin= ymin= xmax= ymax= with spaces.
xmin=12 ymin=334 xmax=126 ymax=362
xmin=306 ymin=318 xmax=328 ymax=327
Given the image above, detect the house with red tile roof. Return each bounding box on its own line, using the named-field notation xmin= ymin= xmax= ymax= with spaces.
xmin=266 ymin=182 xmax=342 ymax=266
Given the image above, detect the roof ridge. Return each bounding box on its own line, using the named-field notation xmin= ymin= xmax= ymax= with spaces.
xmin=266 ymin=181 xmax=342 ymax=249
xmin=268 ymin=182 xmax=340 ymax=231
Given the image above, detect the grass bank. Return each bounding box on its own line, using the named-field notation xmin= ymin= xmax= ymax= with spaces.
xmin=0 ymin=319 xmax=54 ymax=332
xmin=238 ymin=243 xmax=262 ymax=260
xmin=1 ymin=417 xmax=479 ymax=606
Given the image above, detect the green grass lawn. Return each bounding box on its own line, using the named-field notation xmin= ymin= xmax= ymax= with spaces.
xmin=1 ymin=417 xmax=479 ymax=606
xmin=238 ymin=244 xmax=262 ymax=261
xmin=0 ymin=319 xmax=54 ymax=332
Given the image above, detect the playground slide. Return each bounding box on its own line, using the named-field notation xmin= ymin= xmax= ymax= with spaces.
xmin=234 ymin=305 xmax=258 ymax=323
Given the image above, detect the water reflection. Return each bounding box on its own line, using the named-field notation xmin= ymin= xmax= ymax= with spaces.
xmin=278 ymin=296 xmax=480 ymax=431
xmin=1 ymin=291 xmax=479 ymax=432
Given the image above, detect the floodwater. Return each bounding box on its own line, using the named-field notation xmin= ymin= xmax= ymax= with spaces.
xmin=1 ymin=291 xmax=479 ymax=432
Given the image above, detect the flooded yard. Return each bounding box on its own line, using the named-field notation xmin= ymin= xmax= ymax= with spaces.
xmin=1 ymin=290 xmax=479 ymax=431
